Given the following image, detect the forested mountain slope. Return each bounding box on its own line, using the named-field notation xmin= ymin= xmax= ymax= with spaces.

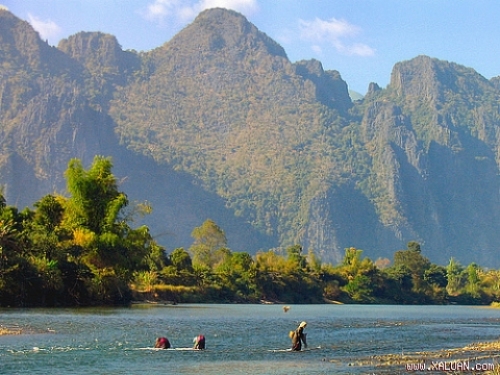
xmin=1 ymin=7 xmax=500 ymax=266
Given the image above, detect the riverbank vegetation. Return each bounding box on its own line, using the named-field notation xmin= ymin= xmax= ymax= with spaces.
xmin=1 ymin=156 xmax=500 ymax=307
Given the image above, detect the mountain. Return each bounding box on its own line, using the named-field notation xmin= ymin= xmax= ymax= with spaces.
xmin=109 ymin=8 xmax=353 ymax=261
xmin=348 ymin=90 xmax=364 ymax=101
xmin=0 ymin=8 xmax=271 ymax=253
xmin=1 ymin=7 xmax=500 ymax=266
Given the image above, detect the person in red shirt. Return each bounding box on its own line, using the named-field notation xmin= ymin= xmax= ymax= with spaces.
xmin=193 ymin=334 xmax=205 ymax=349
xmin=154 ymin=337 xmax=171 ymax=349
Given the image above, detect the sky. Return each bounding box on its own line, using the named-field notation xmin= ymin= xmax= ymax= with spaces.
xmin=2 ymin=0 xmax=500 ymax=94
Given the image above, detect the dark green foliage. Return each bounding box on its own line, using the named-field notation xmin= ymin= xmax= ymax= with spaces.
xmin=65 ymin=156 xmax=128 ymax=234
xmin=170 ymin=248 xmax=193 ymax=272
xmin=424 ymin=264 xmax=447 ymax=288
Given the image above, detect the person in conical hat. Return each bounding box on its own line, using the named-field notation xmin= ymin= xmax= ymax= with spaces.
xmin=291 ymin=321 xmax=307 ymax=351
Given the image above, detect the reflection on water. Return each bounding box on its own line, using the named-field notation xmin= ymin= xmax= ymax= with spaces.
xmin=1 ymin=304 xmax=500 ymax=374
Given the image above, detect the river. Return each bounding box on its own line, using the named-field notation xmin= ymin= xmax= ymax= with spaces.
xmin=1 ymin=304 xmax=500 ymax=374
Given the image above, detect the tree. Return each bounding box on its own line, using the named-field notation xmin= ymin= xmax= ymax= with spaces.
xmin=286 ymin=245 xmax=306 ymax=269
xmin=393 ymin=241 xmax=431 ymax=293
xmin=0 ymin=219 xmax=22 ymax=289
xmin=407 ymin=241 xmax=421 ymax=253
xmin=306 ymin=248 xmax=322 ymax=272
xmin=446 ymin=257 xmax=464 ymax=296
xmin=189 ymin=219 xmax=227 ymax=268
xmin=33 ymin=195 xmax=64 ymax=233
xmin=231 ymin=252 xmax=253 ymax=272
xmin=170 ymin=248 xmax=193 ymax=272
xmin=341 ymin=247 xmax=364 ymax=278
xmin=64 ymin=156 xmax=128 ymax=235
xmin=481 ymin=270 xmax=500 ymax=299
xmin=63 ymin=156 xmax=154 ymax=304
xmin=339 ymin=247 xmax=378 ymax=302
xmin=465 ymin=262 xmax=481 ymax=298
xmin=0 ymin=217 xmax=39 ymax=306
xmin=424 ymin=264 xmax=447 ymax=288
xmin=25 ymin=195 xmax=69 ymax=263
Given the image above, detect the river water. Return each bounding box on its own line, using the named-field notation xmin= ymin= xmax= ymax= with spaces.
xmin=1 ymin=304 xmax=500 ymax=374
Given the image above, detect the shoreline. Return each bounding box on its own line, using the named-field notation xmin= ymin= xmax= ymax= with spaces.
xmin=340 ymin=340 xmax=500 ymax=372
xmin=0 ymin=327 xmax=22 ymax=335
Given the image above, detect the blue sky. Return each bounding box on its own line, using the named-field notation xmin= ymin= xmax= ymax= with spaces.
xmin=2 ymin=0 xmax=500 ymax=94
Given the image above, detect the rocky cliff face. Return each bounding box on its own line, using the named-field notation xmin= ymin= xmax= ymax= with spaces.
xmin=355 ymin=56 xmax=500 ymax=265
xmin=0 ymin=9 xmax=111 ymax=205
xmin=1 ymin=8 xmax=500 ymax=265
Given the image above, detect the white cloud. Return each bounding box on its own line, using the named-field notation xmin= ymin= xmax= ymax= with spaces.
xmin=343 ymin=43 xmax=375 ymax=57
xmin=144 ymin=0 xmax=181 ymax=21
xmin=27 ymin=14 xmax=62 ymax=44
xmin=144 ymin=0 xmax=258 ymax=23
xmin=300 ymin=17 xmax=358 ymax=42
xmin=299 ymin=17 xmax=375 ymax=57
xmin=311 ymin=45 xmax=322 ymax=55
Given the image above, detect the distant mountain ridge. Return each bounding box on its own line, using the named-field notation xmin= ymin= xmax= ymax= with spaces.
xmin=1 ymin=7 xmax=500 ymax=266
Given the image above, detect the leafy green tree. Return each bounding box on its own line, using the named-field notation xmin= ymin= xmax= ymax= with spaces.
xmin=64 ymin=156 xmax=128 ymax=235
xmin=446 ymin=257 xmax=464 ymax=296
xmin=339 ymin=247 xmax=379 ymax=302
xmin=63 ymin=156 xmax=155 ymax=304
xmin=383 ymin=266 xmax=413 ymax=296
xmin=465 ymin=262 xmax=481 ymax=298
xmin=192 ymin=263 xmax=210 ymax=290
xmin=231 ymin=252 xmax=253 ymax=273
xmin=342 ymin=247 xmax=364 ymax=276
xmin=343 ymin=274 xmax=373 ymax=302
xmin=0 ymin=219 xmax=22 ymax=289
xmin=33 ymin=195 xmax=64 ymax=234
xmin=254 ymin=250 xmax=288 ymax=301
xmin=0 ymin=214 xmax=40 ymax=306
xmin=407 ymin=241 xmax=421 ymax=253
xmin=318 ymin=263 xmax=347 ymax=301
xmin=142 ymin=241 xmax=168 ymax=272
xmin=170 ymin=248 xmax=193 ymax=272
xmin=481 ymin=270 xmax=500 ymax=300
xmin=224 ymin=251 xmax=257 ymax=300
xmin=189 ymin=219 xmax=227 ymax=268
xmin=424 ymin=264 xmax=448 ymax=288
xmin=286 ymin=245 xmax=306 ymax=269
xmin=393 ymin=241 xmax=431 ymax=293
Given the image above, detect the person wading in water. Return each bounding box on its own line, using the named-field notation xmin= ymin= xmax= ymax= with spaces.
xmin=193 ymin=334 xmax=206 ymax=349
xmin=154 ymin=337 xmax=171 ymax=349
xmin=290 ymin=321 xmax=307 ymax=351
